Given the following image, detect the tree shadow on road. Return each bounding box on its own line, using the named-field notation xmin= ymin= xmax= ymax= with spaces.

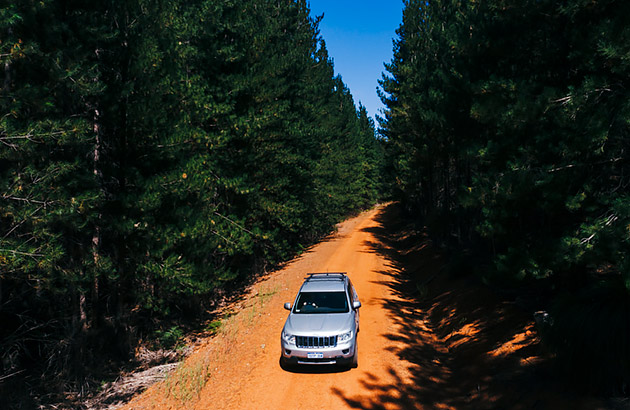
xmin=332 ymin=203 xmax=609 ymax=410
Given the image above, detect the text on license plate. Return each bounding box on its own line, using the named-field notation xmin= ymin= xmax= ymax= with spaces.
xmin=307 ymin=352 xmax=324 ymax=359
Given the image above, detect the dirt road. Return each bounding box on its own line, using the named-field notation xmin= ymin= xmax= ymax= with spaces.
xmin=121 ymin=205 xmax=415 ymax=409
xmin=200 ymin=205 xmax=414 ymax=410
xmin=121 ymin=204 xmax=607 ymax=410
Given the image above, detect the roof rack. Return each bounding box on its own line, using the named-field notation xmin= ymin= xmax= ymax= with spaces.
xmin=305 ymin=272 xmax=347 ymax=281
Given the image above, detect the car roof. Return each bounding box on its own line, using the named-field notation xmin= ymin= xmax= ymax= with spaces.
xmin=300 ymin=273 xmax=347 ymax=293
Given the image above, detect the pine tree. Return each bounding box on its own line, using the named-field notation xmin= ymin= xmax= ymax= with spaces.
xmin=1 ymin=0 xmax=384 ymax=400
xmin=381 ymin=0 xmax=630 ymax=392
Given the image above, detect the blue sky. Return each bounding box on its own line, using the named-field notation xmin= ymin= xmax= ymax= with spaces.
xmin=308 ymin=1 xmax=404 ymax=125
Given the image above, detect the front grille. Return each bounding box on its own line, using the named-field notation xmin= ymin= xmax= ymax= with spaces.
xmin=296 ymin=335 xmax=337 ymax=348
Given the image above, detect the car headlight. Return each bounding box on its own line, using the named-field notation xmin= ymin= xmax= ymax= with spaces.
xmin=338 ymin=331 xmax=353 ymax=342
xmin=282 ymin=330 xmax=295 ymax=344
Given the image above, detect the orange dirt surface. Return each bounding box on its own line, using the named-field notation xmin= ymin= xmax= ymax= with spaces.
xmin=119 ymin=204 xmax=610 ymax=410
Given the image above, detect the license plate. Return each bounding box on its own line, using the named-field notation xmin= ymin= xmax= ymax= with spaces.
xmin=307 ymin=352 xmax=324 ymax=359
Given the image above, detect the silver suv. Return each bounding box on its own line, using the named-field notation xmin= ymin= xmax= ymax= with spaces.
xmin=280 ymin=273 xmax=361 ymax=368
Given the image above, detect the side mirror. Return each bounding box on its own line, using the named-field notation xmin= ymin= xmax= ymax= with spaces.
xmin=353 ymin=301 xmax=362 ymax=310
xmin=284 ymin=302 xmax=292 ymax=311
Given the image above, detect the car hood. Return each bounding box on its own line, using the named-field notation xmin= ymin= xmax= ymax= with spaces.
xmin=284 ymin=313 xmax=353 ymax=335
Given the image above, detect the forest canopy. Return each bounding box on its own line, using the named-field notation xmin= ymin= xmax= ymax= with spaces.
xmin=0 ymin=0 xmax=383 ymax=399
xmin=380 ymin=0 xmax=630 ymax=393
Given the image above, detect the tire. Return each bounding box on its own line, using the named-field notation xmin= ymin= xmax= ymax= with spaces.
xmin=280 ymin=355 xmax=293 ymax=370
xmin=349 ymin=340 xmax=358 ymax=369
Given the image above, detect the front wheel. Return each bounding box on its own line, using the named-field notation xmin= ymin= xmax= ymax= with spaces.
xmin=280 ymin=355 xmax=293 ymax=370
xmin=349 ymin=340 xmax=358 ymax=369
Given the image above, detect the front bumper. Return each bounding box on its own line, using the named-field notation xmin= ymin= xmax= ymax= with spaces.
xmin=281 ymin=339 xmax=355 ymax=365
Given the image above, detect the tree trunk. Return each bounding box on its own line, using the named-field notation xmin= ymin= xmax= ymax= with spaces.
xmin=3 ymin=61 xmax=11 ymax=92
xmin=3 ymin=29 xmax=12 ymax=92
xmin=91 ymin=107 xmax=102 ymax=327
xmin=79 ymin=292 xmax=88 ymax=331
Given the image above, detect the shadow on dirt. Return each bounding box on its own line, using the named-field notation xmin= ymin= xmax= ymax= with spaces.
xmin=332 ymin=203 xmax=609 ymax=410
xmin=278 ymin=358 xmax=350 ymax=374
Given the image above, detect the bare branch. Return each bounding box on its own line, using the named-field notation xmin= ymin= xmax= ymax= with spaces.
xmin=0 ymin=369 xmax=26 ymax=382
xmin=0 ymin=249 xmax=44 ymax=257
xmin=605 ymin=214 xmax=619 ymax=227
xmin=0 ymin=138 xmax=18 ymax=149
xmin=580 ymin=234 xmax=595 ymax=245
xmin=3 ymin=218 xmax=29 ymax=240
xmin=210 ymin=230 xmax=237 ymax=246
xmin=551 ymin=95 xmax=571 ymax=105
xmin=1 ymin=195 xmax=53 ymax=207
xmin=0 ymin=130 xmax=66 ymax=146
xmin=2 ymin=206 xmax=43 ymax=240
xmin=213 ymin=211 xmax=256 ymax=236
xmin=547 ymin=157 xmax=624 ymax=173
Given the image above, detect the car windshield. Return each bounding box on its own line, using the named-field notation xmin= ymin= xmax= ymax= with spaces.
xmin=293 ymin=291 xmax=349 ymax=314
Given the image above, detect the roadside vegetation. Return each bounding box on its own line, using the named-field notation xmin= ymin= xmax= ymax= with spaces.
xmin=380 ymin=0 xmax=630 ymax=395
xmin=0 ymin=0 xmax=383 ymax=407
